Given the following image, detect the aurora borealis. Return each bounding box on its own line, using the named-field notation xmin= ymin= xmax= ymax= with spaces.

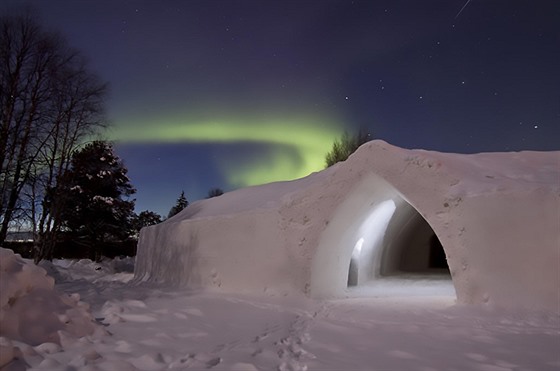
xmin=112 ymin=113 xmax=342 ymax=186
xmin=3 ymin=0 xmax=558 ymax=216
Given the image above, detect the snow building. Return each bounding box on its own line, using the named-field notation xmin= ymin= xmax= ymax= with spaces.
xmin=134 ymin=140 xmax=560 ymax=312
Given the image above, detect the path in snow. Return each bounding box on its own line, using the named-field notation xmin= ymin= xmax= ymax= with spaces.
xmin=7 ymin=259 xmax=559 ymax=371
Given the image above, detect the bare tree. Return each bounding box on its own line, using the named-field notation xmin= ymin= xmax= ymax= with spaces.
xmin=32 ymin=60 xmax=107 ymax=261
xmin=0 ymin=12 xmax=50 ymax=242
xmin=207 ymin=187 xmax=224 ymax=198
xmin=0 ymin=11 xmax=107 ymax=254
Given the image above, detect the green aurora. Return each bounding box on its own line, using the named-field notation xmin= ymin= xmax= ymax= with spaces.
xmin=111 ymin=114 xmax=343 ymax=187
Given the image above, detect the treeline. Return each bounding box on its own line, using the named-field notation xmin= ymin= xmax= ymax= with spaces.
xmin=0 ymin=12 xmax=204 ymax=262
xmin=0 ymin=9 xmax=219 ymax=261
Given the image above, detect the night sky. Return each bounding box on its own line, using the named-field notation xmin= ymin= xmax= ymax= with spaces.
xmin=2 ymin=0 xmax=559 ymax=216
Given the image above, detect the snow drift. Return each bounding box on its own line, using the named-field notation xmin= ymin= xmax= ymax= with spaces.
xmin=0 ymin=248 xmax=101 ymax=367
xmin=135 ymin=140 xmax=560 ymax=312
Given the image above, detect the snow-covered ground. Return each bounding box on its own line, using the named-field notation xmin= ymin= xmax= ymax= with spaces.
xmin=1 ymin=249 xmax=558 ymax=371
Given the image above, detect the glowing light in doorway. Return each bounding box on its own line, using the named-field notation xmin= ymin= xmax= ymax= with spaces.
xmin=352 ymin=238 xmax=365 ymax=258
xmin=350 ymin=199 xmax=397 ymax=285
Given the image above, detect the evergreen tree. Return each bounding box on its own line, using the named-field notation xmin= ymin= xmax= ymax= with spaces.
xmin=325 ymin=128 xmax=372 ymax=167
xmin=56 ymin=141 xmax=136 ymax=261
xmin=131 ymin=210 xmax=162 ymax=238
xmin=168 ymin=191 xmax=189 ymax=218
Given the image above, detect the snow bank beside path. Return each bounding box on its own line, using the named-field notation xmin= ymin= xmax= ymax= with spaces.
xmin=39 ymin=256 xmax=135 ymax=284
xmin=0 ymin=248 xmax=104 ymax=368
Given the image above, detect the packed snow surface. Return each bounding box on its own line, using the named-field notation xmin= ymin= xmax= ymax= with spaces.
xmin=1 ymin=250 xmax=559 ymax=370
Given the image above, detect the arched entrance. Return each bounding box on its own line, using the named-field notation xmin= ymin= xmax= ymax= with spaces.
xmin=378 ymin=201 xmax=450 ymax=277
xmin=310 ymin=174 xmax=456 ymax=299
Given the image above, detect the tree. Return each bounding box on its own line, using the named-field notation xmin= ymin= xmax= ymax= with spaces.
xmin=207 ymin=187 xmax=224 ymax=198
xmin=131 ymin=210 xmax=162 ymax=239
xmin=50 ymin=141 xmax=135 ymax=261
xmin=325 ymin=128 xmax=372 ymax=167
xmin=32 ymin=53 xmax=107 ymax=254
xmin=0 ymin=11 xmax=107 ymax=246
xmin=168 ymin=191 xmax=188 ymax=218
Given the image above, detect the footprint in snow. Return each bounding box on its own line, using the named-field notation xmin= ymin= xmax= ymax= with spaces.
xmin=118 ymin=313 xmax=158 ymax=322
xmin=184 ymin=308 xmax=204 ymax=317
xmin=122 ymin=299 xmax=147 ymax=308
xmin=114 ymin=340 xmax=133 ymax=353
xmin=206 ymin=357 xmax=222 ymax=368
xmin=174 ymin=312 xmax=189 ymax=319
xmin=253 ymin=332 xmax=269 ymax=342
xmin=388 ymin=350 xmax=417 ymax=360
xmin=173 ymin=353 xmax=222 ymax=369
xmin=230 ymin=362 xmax=258 ymax=371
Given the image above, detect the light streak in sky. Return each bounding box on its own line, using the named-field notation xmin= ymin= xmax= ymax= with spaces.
xmin=455 ymin=0 xmax=472 ymax=19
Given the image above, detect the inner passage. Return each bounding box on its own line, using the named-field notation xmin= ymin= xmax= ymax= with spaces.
xmin=347 ymin=200 xmax=453 ymax=296
xmin=380 ymin=203 xmax=450 ymax=276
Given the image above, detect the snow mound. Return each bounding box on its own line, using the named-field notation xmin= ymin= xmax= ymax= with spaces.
xmin=39 ymin=256 xmax=135 ymax=284
xmin=0 ymin=248 xmax=100 ymax=349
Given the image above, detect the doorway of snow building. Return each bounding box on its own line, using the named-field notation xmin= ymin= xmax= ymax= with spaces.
xmin=310 ymin=174 xmax=457 ymax=299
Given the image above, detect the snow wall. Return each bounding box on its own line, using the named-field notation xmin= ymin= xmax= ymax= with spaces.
xmin=135 ymin=140 xmax=560 ymax=312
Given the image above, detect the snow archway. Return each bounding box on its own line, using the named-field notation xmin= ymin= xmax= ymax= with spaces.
xmin=310 ymin=174 xmax=455 ymax=298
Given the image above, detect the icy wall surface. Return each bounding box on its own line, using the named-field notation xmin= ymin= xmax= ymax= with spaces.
xmin=135 ymin=140 xmax=560 ymax=312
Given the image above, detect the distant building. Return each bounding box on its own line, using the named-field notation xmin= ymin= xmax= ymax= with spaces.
xmin=5 ymin=231 xmax=34 ymax=243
